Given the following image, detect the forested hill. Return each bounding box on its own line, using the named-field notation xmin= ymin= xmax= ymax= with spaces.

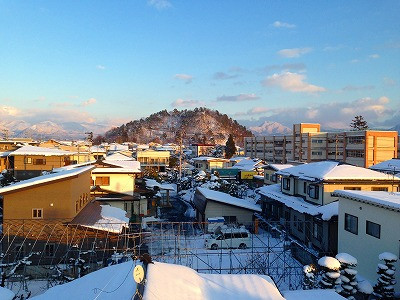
xmin=101 ymin=107 xmax=253 ymax=146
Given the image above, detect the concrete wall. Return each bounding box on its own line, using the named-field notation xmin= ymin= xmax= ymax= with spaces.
xmin=92 ymin=173 xmax=136 ymax=195
xmin=338 ymin=197 xmax=400 ymax=291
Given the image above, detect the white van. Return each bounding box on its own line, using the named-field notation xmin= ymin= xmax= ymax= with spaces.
xmin=205 ymin=226 xmax=251 ymax=250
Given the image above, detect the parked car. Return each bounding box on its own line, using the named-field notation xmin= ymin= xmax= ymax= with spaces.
xmin=205 ymin=226 xmax=251 ymax=250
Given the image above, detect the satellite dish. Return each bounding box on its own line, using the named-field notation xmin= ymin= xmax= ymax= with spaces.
xmin=133 ymin=265 xmax=145 ymax=284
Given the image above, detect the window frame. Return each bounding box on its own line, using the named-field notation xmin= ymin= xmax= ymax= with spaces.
xmin=308 ymin=184 xmax=319 ymax=199
xmin=32 ymin=208 xmax=43 ymax=219
xmin=366 ymin=220 xmax=381 ymax=239
xmin=344 ymin=213 xmax=358 ymax=235
xmin=282 ymin=178 xmax=290 ymax=190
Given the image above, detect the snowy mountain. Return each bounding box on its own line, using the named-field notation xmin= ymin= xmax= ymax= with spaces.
xmin=104 ymin=107 xmax=253 ymax=145
xmin=250 ymin=121 xmax=292 ymax=136
xmin=0 ymin=120 xmax=109 ymax=140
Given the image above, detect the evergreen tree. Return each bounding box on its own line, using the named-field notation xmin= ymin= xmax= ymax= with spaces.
xmin=225 ymin=134 xmax=236 ymax=159
xmin=350 ymin=115 xmax=369 ymax=131
xmin=336 ymin=253 xmax=358 ymax=299
xmin=374 ymin=252 xmax=398 ymax=299
xmin=318 ymin=256 xmax=341 ymax=289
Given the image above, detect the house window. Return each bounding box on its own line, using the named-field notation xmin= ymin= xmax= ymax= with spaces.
xmin=344 ymin=213 xmax=358 ymax=235
xmin=33 ymin=158 xmax=46 ymax=165
xmin=95 ymin=176 xmax=110 ymax=186
xmin=346 ymin=150 xmax=364 ymax=158
xmin=282 ymin=178 xmax=290 ymax=190
xmin=344 ymin=187 xmax=361 ymax=190
xmin=24 ymin=157 xmax=32 ymax=164
xmin=32 ymin=208 xmax=43 ymax=219
xmin=308 ymin=184 xmax=319 ymax=199
xmin=313 ymin=222 xmax=322 ymax=241
xmin=271 ymin=174 xmax=277 ymax=183
xmin=371 ymin=187 xmax=388 ymax=192
xmin=45 ymin=243 xmax=55 ymax=257
xmin=311 ymin=151 xmax=323 ymax=156
xmin=298 ymin=220 xmax=304 ymax=232
xmin=366 ymin=221 xmax=381 ymax=239
xmin=303 ymin=182 xmax=307 ymax=194
xmin=265 ymin=174 xmax=270 ymax=180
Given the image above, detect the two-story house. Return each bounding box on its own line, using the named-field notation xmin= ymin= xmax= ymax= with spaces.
xmin=263 ymin=164 xmax=294 ymax=185
xmin=257 ymin=161 xmax=400 ymax=257
xmin=192 ymin=157 xmax=230 ymax=173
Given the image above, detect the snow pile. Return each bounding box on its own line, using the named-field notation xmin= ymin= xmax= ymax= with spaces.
xmin=335 ymin=253 xmax=358 ymax=298
xmin=32 ymin=261 xmax=137 ymax=299
xmin=357 ymin=278 xmax=373 ymax=295
xmin=318 ymin=256 xmax=341 ymax=289
xmin=144 ymin=261 xmax=285 ymax=300
xmin=283 ymin=289 xmax=345 ymax=300
xmin=0 ymin=287 xmax=15 ymax=300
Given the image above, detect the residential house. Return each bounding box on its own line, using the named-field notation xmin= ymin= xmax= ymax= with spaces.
xmin=333 ymin=190 xmax=400 ymax=292
xmin=257 ymin=161 xmax=400 ymax=256
xmin=194 ymin=187 xmax=261 ymax=225
xmin=369 ymin=158 xmax=400 ymax=175
xmin=245 ymin=123 xmax=398 ymax=167
xmin=9 ymin=145 xmax=75 ymax=180
xmin=263 ymin=164 xmax=294 ymax=185
xmin=190 ymin=144 xmax=215 ymax=157
xmin=136 ymin=149 xmax=170 ymax=172
xmin=192 ymin=157 xmax=230 ymax=173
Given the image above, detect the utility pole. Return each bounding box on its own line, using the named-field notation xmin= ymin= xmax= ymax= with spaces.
xmin=85 ymin=132 xmax=93 ymax=162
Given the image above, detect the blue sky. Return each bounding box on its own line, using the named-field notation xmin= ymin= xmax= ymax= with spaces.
xmin=0 ymin=0 xmax=399 ymax=130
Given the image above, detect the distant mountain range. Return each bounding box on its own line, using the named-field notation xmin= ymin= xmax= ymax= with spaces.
xmin=249 ymin=121 xmax=292 ymax=136
xmin=103 ymin=107 xmax=253 ymax=145
xmin=0 ymin=120 xmax=109 ymax=140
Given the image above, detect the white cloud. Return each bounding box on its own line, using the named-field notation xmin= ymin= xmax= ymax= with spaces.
xmin=174 ymin=74 xmax=193 ymax=84
xmin=147 ymin=0 xmax=171 ymax=10
xmin=1 ymin=106 xmax=20 ymax=117
xmin=171 ymin=98 xmax=205 ymax=108
xmin=96 ymin=65 xmax=106 ymax=70
xmin=217 ymin=93 xmax=260 ymax=102
xmin=81 ymin=98 xmax=97 ymax=107
xmin=369 ymin=54 xmax=380 ymax=59
xmin=272 ymin=21 xmax=296 ymax=29
xmin=235 ymin=107 xmax=269 ymax=117
xmin=383 ymin=77 xmax=396 ymax=86
xmin=213 ymin=72 xmax=238 ymax=80
xmin=263 ymin=72 xmax=326 ymax=93
xmin=350 ymin=59 xmax=360 ymax=64
xmin=277 ymin=47 xmax=312 ymax=58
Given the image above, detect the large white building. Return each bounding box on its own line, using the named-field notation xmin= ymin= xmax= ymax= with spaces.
xmin=333 ymin=190 xmax=400 ymax=292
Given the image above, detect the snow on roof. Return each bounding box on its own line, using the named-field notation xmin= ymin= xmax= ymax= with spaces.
xmin=145 ymin=179 xmax=177 ymax=191
xmin=0 ymin=287 xmax=15 ymax=300
xmin=197 ymin=187 xmax=261 ymax=212
xmin=0 ymin=166 xmax=95 ymax=194
xmin=90 ymin=145 xmax=107 ymax=153
xmin=277 ymin=161 xmax=398 ymax=181
xmin=72 ymin=202 xmax=129 ymax=233
xmin=257 ymin=184 xmax=338 ymax=220
xmin=283 ymin=289 xmax=345 ymax=300
xmin=144 ymin=261 xmax=284 ymax=300
xmin=105 ymin=152 xmax=133 ymax=161
xmin=32 ymin=260 xmax=137 ymax=300
xmin=266 ymin=164 xmax=294 ymax=171
xmin=369 ymin=158 xmax=400 ymax=172
xmin=192 ymin=156 xmax=229 ymax=162
xmin=52 ymin=160 xmax=97 ymax=172
xmin=333 ymin=190 xmax=400 ymax=212
xmin=102 ymin=160 xmax=141 ymax=172
xmin=231 ymin=159 xmax=264 ymax=171
xmin=0 ymin=151 xmax=13 ymax=157
xmin=229 ymin=156 xmax=250 ymax=162
xmin=10 ymin=145 xmax=75 ymax=156
xmin=379 ymin=252 xmax=398 ymax=261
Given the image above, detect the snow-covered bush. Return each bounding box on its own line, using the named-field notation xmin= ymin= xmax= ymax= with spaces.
xmin=302 ymin=264 xmax=317 ymax=290
xmin=318 ymin=256 xmax=341 ymax=289
xmin=374 ymin=252 xmax=398 ymax=299
xmin=357 ymin=278 xmax=373 ymax=299
xmin=335 ymin=253 xmax=358 ymax=299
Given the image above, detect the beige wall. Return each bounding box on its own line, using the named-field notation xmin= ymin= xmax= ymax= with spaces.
xmin=13 ymin=155 xmax=71 ymax=172
xmin=3 ymin=170 xmax=92 ymax=220
xmin=338 ymin=198 xmax=400 ymax=291
xmin=92 ymin=172 xmax=136 ymax=195
xmin=205 ymin=201 xmax=255 ymax=225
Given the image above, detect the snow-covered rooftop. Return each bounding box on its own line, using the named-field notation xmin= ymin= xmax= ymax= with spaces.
xmin=102 ymin=159 xmax=141 ymax=172
xmin=266 ymin=164 xmax=294 ymax=171
xmin=369 ymin=158 xmax=400 ymax=173
xmin=145 ymin=179 xmax=177 ymax=191
xmin=0 ymin=166 xmax=95 ymax=194
xmin=197 ymin=187 xmax=261 ymax=212
xmin=231 ymin=158 xmax=265 ymax=171
xmin=192 ymin=156 xmax=230 ymax=162
xmin=10 ymin=145 xmax=75 ymax=156
xmin=71 ymin=202 xmax=129 ymax=233
xmin=144 ymin=261 xmax=284 ymax=300
xmin=283 ymin=289 xmax=345 ymax=300
xmin=257 ymin=184 xmax=338 ymax=220
xmin=277 ymin=161 xmax=398 ymax=181
xmin=333 ymin=190 xmax=400 ymax=212
xmin=105 ymin=152 xmax=133 ymax=161
xmin=0 ymin=287 xmax=14 ymax=300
